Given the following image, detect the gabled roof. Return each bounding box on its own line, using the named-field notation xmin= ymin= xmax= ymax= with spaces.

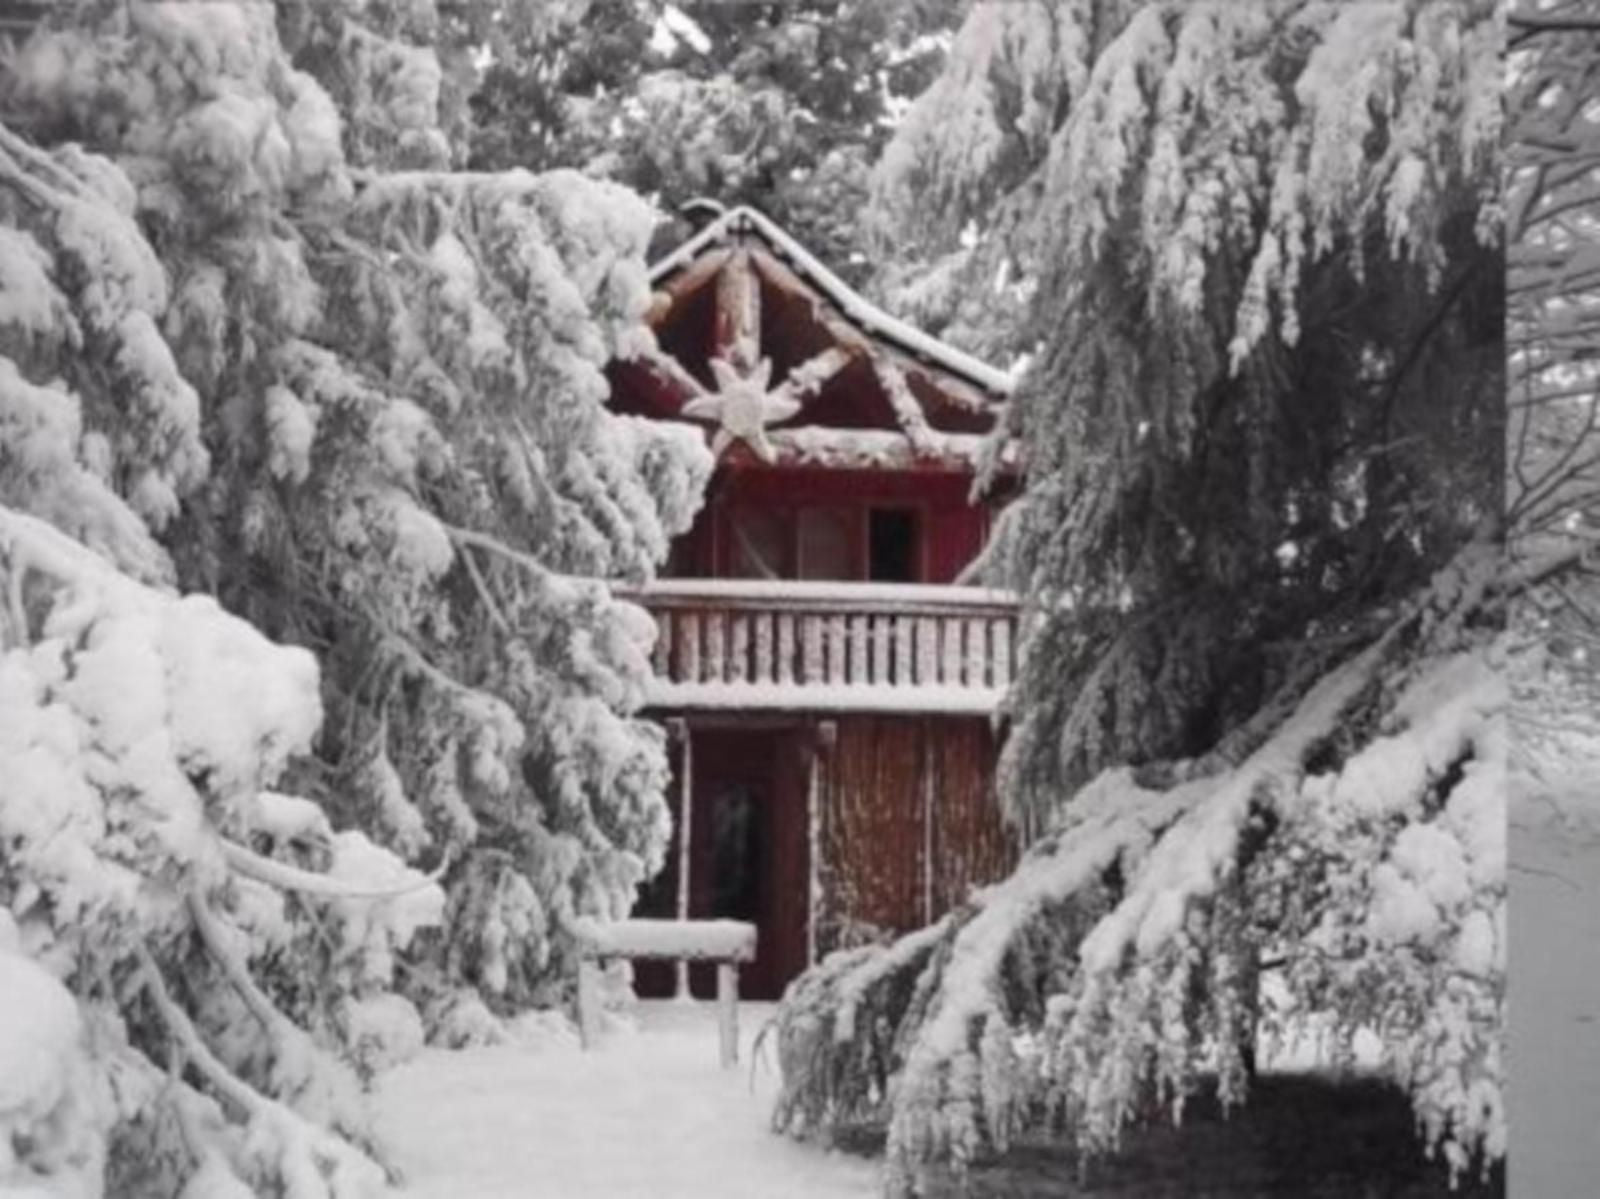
xmin=648 ymin=202 xmax=1014 ymax=400
xmin=611 ymin=201 xmax=1016 ymax=473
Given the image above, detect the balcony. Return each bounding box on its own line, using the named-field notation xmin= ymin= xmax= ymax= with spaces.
xmin=618 ymin=578 xmax=1020 ymax=715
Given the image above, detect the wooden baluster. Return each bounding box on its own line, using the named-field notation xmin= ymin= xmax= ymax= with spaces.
xmin=965 ymin=618 xmax=986 ymax=687
xmin=828 ymin=614 xmax=847 ymax=684
xmin=916 ymin=616 xmax=938 ymax=686
xmin=753 ymin=612 xmax=773 ymax=684
xmin=706 ymin=611 xmax=726 ymax=684
xmin=652 ymin=610 xmax=670 ymax=678
xmin=777 ymin=612 xmax=795 ymax=685
xmin=802 ymin=615 xmax=824 ymax=683
xmin=941 ymin=615 xmax=962 ymax=684
xmin=992 ymin=617 xmax=1011 ymax=688
xmin=872 ymin=614 xmax=891 ymax=685
xmin=681 ymin=612 xmax=701 ymax=683
xmin=729 ymin=613 xmax=749 ymax=684
xmin=895 ymin=616 xmax=913 ymax=687
xmin=849 ymin=615 xmax=869 ymax=685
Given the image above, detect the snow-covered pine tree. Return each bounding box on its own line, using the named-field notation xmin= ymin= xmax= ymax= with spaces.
xmin=1504 ymin=3 xmax=1600 ymax=868
xmin=861 ymin=0 xmax=1096 ymax=364
xmin=773 ymin=2 xmax=1505 ymax=1192
xmin=1507 ymin=4 xmax=1600 ymax=550
xmin=3 ymin=0 xmax=709 ymax=1041
xmin=451 ymin=0 xmax=961 ymax=287
xmin=0 ymin=509 xmax=441 ymax=1197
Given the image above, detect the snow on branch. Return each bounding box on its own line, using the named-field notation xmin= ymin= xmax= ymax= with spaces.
xmin=1507 ymin=4 xmax=1600 ymax=551
xmin=571 ymin=917 xmax=756 ymax=962
xmin=773 ymin=545 xmax=1507 ymax=1194
xmin=0 ymin=505 xmax=440 ymax=1194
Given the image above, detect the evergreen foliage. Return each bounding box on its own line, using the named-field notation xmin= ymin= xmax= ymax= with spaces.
xmin=774 ymin=3 xmax=1507 ymax=1191
xmin=1 ymin=1 xmax=709 ymax=1189
xmin=449 ymin=0 xmax=961 ymax=285
xmin=1 ymin=508 xmax=437 ymax=1195
xmin=1504 ymin=3 xmax=1600 ymax=842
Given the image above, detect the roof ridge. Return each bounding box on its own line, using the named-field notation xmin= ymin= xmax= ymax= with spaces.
xmin=647 ymin=203 xmax=1014 ymax=399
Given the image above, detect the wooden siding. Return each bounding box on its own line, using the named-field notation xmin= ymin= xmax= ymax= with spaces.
xmin=819 ymin=717 xmax=927 ymax=948
xmin=928 ymin=721 xmax=1014 ymax=916
xmin=815 ymin=715 xmax=1016 ymax=962
xmin=632 ymin=714 xmax=1016 ymax=999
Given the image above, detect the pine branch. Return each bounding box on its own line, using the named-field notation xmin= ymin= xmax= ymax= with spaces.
xmin=1509 ymin=13 xmax=1600 ymax=47
xmin=458 ymin=541 xmax=512 ymax=633
xmin=187 ymin=890 xmax=301 ymax=1037
xmin=135 ymin=942 xmax=386 ymax=1188
xmin=440 ymin=521 xmax=604 ymax=602
xmin=221 ymin=837 xmax=447 ymax=899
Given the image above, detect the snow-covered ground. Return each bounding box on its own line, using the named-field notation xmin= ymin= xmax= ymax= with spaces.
xmin=1510 ymin=787 xmax=1600 ymax=1197
xmin=376 ymin=994 xmax=1485 ymax=1199
xmin=376 ymin=1001 xmax=876 ymax=1199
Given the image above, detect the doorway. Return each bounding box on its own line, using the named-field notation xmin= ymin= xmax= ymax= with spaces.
xmin=631 ymin=726 xmax=811 ymax=1000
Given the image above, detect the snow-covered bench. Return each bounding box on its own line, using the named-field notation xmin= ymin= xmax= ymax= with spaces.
xmin=572 ymin=918 xmax=758 ymax=1068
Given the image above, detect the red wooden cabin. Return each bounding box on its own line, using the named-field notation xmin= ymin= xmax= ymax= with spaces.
xmin=609 ymin=204 xmax=1021 ymax=1000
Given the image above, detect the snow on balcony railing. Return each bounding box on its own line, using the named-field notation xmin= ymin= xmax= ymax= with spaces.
xmin=617 ymin=578 xmax=1019 ymax=715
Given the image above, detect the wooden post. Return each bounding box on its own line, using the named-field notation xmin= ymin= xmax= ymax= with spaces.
xmin=922 ymin=725 xmax=935 ymax=925
xmin=577 ymin=957 xmax=601 ymax=1050
xmin=671 ymin=719 xmax=694 ymax=1001
xmin=809 ymin=720 xmax=836 ymax=967
xmin=717 ymin=961 xmax=739 ymax=1068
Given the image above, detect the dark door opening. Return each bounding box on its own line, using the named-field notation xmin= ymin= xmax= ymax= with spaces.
xmin=630 ymin=727 xmax=810 ymax=1001
xmin=707 ymin=779 xmax=765 ymax=931
xmin=869 ymin=508 xmax=920 ymax=582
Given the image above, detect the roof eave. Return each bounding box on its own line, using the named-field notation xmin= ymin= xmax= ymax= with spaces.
xmin=646 ymin=204 xmax=1016 ymax=403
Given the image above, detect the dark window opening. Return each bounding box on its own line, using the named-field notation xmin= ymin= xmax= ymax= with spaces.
xmin=869 ymin=509 xmax=919 ymax=582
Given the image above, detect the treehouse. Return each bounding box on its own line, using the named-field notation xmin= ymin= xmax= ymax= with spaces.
xmin=609 ymin=203 xmax=1021 ymax=1000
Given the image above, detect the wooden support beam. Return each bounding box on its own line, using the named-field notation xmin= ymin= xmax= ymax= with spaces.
xmin=717 ymin=962 xmax=739 ymax=1068
xmin=624 ymin=345 xmax=707 ymax=414
xmin=773 ymin=346 xmax=852 ymax=412
xmin=922 ymin=725 xmax=935 ymax=925
xmin=670 ymin=718 xmax=694 ymax=1001
xmin=749 ymin=250 xmax=997 ymax=416
xmin=577 ymin=958 xmax=601 ymax=1049
xmin=715 ymin=249 xmax=762 ymax=371
xmin=807 ymin=719 xmax=836 ymax=967
xmin=651 ymin=247 xmax=733 ymax=321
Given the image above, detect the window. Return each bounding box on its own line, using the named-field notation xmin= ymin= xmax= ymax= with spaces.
xmin=797 ymin=507 xmax=855 ymax=580
xmin=869 ymin=509 xmax=919 ymax=582
xmin=728 ymin=509 xmax=787 ymax=578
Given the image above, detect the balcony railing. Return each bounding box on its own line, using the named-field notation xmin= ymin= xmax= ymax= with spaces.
xmin=618 ymin=578 xmax=1020 ymax=715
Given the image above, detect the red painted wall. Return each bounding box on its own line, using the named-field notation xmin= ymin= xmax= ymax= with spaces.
xmin=664 ymin=466 xmax=990 ymax=584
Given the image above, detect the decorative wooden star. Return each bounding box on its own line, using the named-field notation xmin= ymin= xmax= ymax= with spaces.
xmin=681 ymin=356 xmax=802 ymax=463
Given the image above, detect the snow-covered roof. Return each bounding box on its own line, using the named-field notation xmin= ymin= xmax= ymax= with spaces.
xmin=649 ymin=203 xmax=1014 ymax=400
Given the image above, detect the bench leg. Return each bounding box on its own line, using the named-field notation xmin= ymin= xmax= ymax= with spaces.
xmin=717 ymin=962 xmax=738 ymax=1069
xmin=577 ymin=958 xmax=600 ymax=1050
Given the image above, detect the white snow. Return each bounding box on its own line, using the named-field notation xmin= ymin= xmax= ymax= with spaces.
xmin=573 ymin=917 xmax=756 ymax=962
xmin=0 ymin=925 xmax=103 ymax=1193
xmin=643 ymin=680 xmax=1004 ymax=715
xmin=264 ymin=383 xmax=317 ymax=484
xmin=627 ymin=577 xmax=1016 ymax=607
xmin=768 ymin=425 xmax=1018 ymax=471
xmin=1510 ymin=774 xmax=1600 ymax=1195
xmin=376 ymin=1001 xmax=876 ymax=1199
